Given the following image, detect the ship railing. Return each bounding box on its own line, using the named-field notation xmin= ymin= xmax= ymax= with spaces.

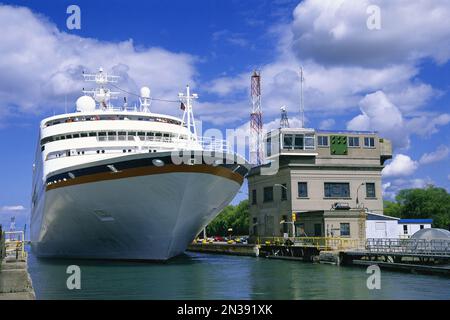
xmin=197 ymin=137 xmax=231 ymax=153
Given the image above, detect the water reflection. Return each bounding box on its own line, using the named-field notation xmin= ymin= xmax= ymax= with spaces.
xmin=27 ymin=251 xmax=450 ymax=300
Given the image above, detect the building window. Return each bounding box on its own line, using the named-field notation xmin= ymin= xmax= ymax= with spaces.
xmin=366 ymin=183 xmax=376 ymax=198
xmin=314 ymin=224 xmax=322 ymax=237
xmin=318 ymin=136 xmax=328 ymax=147
xmin=282 ymin=133 xmax=315 ymax=150
xmin=364 ymin=137 xmax=375 ymax=148
xmin=403 ymin=225 xmax=408 ymax=234
xmin=340 ymin=223 xmax=350 ymax=237
xmin=281 ymin=184 xmax=287 ymax=201
xmin=252 ymin=189 xmax=257 ymax=205
xmin=348 ymin=137 xmax=360 ymax=147
xmin=294 ymin=135 xmax=304 ymax=149
xmin=324 ymin=182 xmax=350 ymax=198
xmin=266 ymin=137 xmax=272 ymax=157
xmin=263 ymin=187 xmax=273 ymax=203
xmin=282 ymin=215 xmax=288 ymax=234
xmin=298 ymin=182 xmax=308 ymax=198
xmin=283 ymin=134 xmax=293 ymax=149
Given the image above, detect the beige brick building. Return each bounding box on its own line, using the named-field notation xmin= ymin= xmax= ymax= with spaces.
xmin=248 ymin=128 xmax=392 ymax=239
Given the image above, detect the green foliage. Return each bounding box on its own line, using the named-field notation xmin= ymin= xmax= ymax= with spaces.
xmin=383 ymin=200 xmax=402 ymax=218
xmin=384 ymin=186 xmax=450 ymax=229
xmin=206 ymin=200 xmax=249 ymax=236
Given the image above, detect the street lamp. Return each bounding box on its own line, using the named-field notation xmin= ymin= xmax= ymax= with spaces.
xmin=356 ymin=182 xmax=365 ymax=209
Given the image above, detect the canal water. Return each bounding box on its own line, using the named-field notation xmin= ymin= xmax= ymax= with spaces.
xmin=27 ymin=251 xmax=450 ymax=300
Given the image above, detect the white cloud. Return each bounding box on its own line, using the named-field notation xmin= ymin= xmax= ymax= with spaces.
xmin=291 ymin=0 xmax=450 ymax=67
xmin=382 ymin=177 xmax=434 ymax=199
xmin=419 ymin=145 xmax=450 ymax=164
xmin=347 ymin=91 xmax=408 ymax=148
xmin=382 ymin=154 xmax=418 ymax=177
xmin=319 ymin=118 xmax=335 ymax=130
xmin=0 ymin=5 xmax=197 ymax=120
xmin=1 ymin=205 xmax=25 ymax=212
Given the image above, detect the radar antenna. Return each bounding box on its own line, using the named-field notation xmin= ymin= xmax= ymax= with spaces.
xmin=280 ymin=106 xmax=290 ymax=128
xmin=82 ymin=67 xmax=120 ymax=109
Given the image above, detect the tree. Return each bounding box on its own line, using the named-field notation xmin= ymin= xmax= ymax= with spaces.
xmin=385 ymin=186 xmax=450 ymax=229
xmin=206 ymin=200 xmax=249 ymax=236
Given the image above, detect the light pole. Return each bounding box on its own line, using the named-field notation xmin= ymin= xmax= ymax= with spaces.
xmin=356 ymin=182 xmax=365 ymax=209
xmin=274 ymin=184 xmax=296 ymax=237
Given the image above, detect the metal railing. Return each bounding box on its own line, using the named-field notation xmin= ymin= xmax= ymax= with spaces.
xmin=257 ymin=236 xmax=365 ymax=251
xmin=365 ymin=238 xmax=450 ymax=256
xmin=4 ymin=231 xmax=26 ymax=260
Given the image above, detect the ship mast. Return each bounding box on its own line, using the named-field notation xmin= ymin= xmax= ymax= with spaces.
xmin=178 ymin=85 xmax=198 ymax=141
xmin=82 ymin=67 xmax=120 ymax=109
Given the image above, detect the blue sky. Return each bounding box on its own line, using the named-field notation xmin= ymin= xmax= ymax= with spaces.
xmin=0 ymin=0 xmax=449 ymax=230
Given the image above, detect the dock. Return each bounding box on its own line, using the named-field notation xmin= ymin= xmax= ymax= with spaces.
xmin=188 ymin=242 xmax=259 ymax=257
xmin=188 ymin=237 xmax=450 ymax=276
xmin=0 ymin=230 xmax=35 ymax=300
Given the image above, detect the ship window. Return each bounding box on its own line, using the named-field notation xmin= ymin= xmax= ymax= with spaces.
xmin=89 ymin=132 xmax=97 ymax=137
xmin=60 ymin=136 xmax=66 ymax=140
xmin=80 ymin=133 xmax=87 ymax=137
xmin=138 ymin=131 xmax=145 ymax=136
xmin=155 ymin=132 xmax=162 ymax=137
xmin=73 ymin=134 xmax=80 ymax=138
xmin=129 ymin=132 xmax=137 ymax=136
xmin=101 ymin=150 xmax=105 ymax=154
xmin=98 ymin=132 xmax=106 ymax=136
xmin=66 ymin=135 xmax=72 ymax=139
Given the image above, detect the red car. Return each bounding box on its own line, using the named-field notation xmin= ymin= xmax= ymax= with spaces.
xmin=214 ymin=236 xmax=225 ymax=242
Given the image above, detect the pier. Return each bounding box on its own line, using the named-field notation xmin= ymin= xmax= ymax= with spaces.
xmin=0 ymin=229 xmax=35 ymax=300
xmin=189 ymin=237 xmax=450 ymax=276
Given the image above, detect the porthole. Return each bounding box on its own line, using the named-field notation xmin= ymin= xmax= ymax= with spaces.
xmin=152 ymin=159 xmax=164 ymax=167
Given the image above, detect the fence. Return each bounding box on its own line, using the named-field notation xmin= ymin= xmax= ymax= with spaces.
xmin=4 ymin=231 xmax=26 ymax=260
xmin=365 ymin=238 xmax=450 ymax=256
xmin=257 ymin=236 xmax=365 ymax=251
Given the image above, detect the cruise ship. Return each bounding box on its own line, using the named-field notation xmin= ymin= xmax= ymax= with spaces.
xmin=30 ymin=68 xmax=249 ymax=260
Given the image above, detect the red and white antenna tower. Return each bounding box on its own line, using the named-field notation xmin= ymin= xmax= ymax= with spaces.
xmin=250 ymin=70 xmax=263 ymax=165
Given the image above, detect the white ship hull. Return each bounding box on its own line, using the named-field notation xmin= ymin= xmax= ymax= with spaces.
xmin=31 ymin=153 xmax=248 ymax=260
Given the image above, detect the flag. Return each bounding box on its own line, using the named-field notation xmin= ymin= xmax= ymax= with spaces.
xmin=180 ymin=102 xmax=186 ymax=110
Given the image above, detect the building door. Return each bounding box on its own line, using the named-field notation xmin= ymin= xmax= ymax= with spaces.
xmin=375 ymin=222 xmax=387 ymax=238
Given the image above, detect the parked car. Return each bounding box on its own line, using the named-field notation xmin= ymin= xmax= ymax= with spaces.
xmin=214 ymin=236 xmax=225 ymax=242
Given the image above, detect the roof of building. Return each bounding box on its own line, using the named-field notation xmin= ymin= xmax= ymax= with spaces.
xmin=398 ymin=219 xmax=433 ymax=224
xmin=366 ymin=212 xmax=399 ymax=221
xmin=411 ymin=228 xmax=450 ymax=240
